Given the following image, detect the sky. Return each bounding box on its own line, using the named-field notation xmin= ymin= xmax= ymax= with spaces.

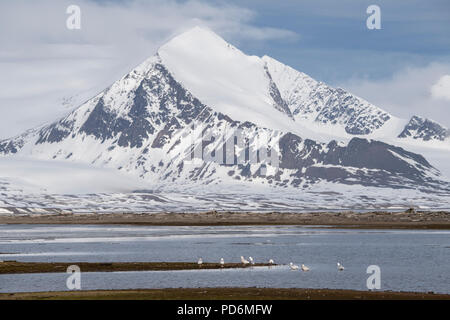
xmin=0 ymin=0 xmax=449 ymax=139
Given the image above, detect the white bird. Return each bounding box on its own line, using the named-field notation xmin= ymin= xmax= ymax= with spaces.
xmin=248 ymin=256 xmax=255 ymax=265
xmin=301 ymin=264 xmax=310 ymax=272
xmin=220 ymin=258 xmax=224 ymax=267
xmin=240 ymin=256 xmax=250 ymax=265
xmin=198 ymin=258 xmax=203 ymax=267
xmin=268 ymin=259 xmax=275 ymax=265
xmin=289 ymin=262 xmax=299 ymax=270
xmin=337 ymin=262 xmax=344 ymax=271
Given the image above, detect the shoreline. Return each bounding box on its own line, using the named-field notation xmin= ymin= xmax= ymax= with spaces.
xmin=0 ymin=261 xmax=271 ymax=274
xmin=1 ymin=287 xmax=448 ymax=300
xmin=0 ymin=210 xmax=449 ymax=229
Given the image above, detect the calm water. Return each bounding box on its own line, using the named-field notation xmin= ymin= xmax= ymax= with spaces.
xmin=0 ymin=224 xmax=449 ymax=293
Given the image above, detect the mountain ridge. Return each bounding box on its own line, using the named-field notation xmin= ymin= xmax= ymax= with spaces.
xmin=0 ymin=26 xmax=449 ymax=194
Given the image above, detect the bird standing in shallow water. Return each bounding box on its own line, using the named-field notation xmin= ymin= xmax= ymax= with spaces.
xmin=337 ymin=262 xmax=344 ymax=271
xmin=240 ymin=256 xmax=249 ymax=265
xmin=220 ymin=258 xmax=224 ymax=267
xmin=198 ymin=258 xmax=203 ymax=267
xmin=289 ymin=262 xmax=299 ymax=270
xmin=248 ymin=257 xmax=255 ymax=265
xmin=269 ymin=259 xmax=275 ymax=265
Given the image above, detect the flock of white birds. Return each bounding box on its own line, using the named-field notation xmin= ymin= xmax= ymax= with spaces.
xmin=197 ymin=257 xmax=345 ymax=272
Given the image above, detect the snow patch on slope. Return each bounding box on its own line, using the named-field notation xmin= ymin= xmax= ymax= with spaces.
xmin=0 ymin=157 xmax=148 ymax=194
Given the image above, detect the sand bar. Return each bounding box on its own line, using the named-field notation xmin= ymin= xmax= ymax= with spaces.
xmin=0 ymin=287 xmax=448 ymax=300
xmin=0 ymin=210 xmax=449 ymax=229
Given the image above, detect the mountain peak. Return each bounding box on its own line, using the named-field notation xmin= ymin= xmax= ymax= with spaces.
xmin=157 ymin=26 xmax=304 ymax=136
xmin=159 ymin=26 xmax=234 ymax=54
xmin=176 ymin=25 xmax=220 ymax=38
xmin=399 ymin=115 xmax=449 ymax=141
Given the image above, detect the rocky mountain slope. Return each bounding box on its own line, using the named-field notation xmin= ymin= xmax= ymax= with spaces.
xmin=0 ymin=27 xmax=448 ymax=194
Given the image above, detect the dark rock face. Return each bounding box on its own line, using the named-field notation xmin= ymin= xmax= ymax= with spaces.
xmin=264 ymin=65 xmax=293 ymax=118
xmin=324 ymin=138 xmax=432 ymax=173
xmin=298 ymin=87 xmax=391 ymax=135
xmin=78 ymin=63 xmax=208 ymax=149
xmin=151 ymin=117 xmax=182 ymax=148
xmin=36 ymin=119 xmax=74 ymax=144
xmin=399 ymin=116 xmax=449 ymax=141
xmin=79 ymin=84 xmax=155 ymax=148
xmin=278 ymin=133 xmax=322 ymax=170
xmin=278 ymin=133 xmax=442 ymax=189
xmin=116 ymin=82 xmax=155 ymax=148
xmin=0 ymin=140 xmax=19 ymax=154
xmin=79 ymin=98 xmax=124 ymax=142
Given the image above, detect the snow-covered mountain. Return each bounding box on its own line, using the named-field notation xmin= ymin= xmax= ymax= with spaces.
xmin=262 ymin=55 xmax=450 ymax=144
xmin=0 ymin=26 xmax=449 ymax=196
xmin=399 ymin=116 xmax=449 ymax=142
xmin=263 ymin=55 xmax=394 ymax=137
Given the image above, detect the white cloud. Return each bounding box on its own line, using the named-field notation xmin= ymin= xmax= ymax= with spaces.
xmin=0 ymin=0 xmax=298 ymax=139
xmin=339 ymin=63 xmax=450 ymax=127
xmin=431 ymin=75 xmax=450 ymax=101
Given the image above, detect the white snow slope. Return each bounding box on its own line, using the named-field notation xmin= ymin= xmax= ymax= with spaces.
xmin=0 ymin=26 xmax=449 ymax=213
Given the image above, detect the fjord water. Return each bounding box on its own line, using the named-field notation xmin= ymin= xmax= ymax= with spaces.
xmin=0 ymin=224 xmax=448 ymax=293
